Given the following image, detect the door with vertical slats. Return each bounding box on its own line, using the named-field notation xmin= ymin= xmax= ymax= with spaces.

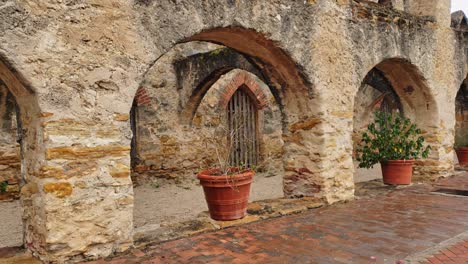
xmin=227 ymin=87 xmax=259 ymax=167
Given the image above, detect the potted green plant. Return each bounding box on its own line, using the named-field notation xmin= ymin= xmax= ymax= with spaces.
xmin=356 ymin=111 xmax=431 ymax=185
xmin=196 ymin=115 xmax=256 ymax=221
xmin=455 ymin=129 xmax=468 ymax=166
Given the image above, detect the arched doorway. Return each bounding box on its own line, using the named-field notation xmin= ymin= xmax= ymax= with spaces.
xmin=353 ymin=58 xmax=438 ymax=184
xmin=227 ymin=88 xmax=260 ymax=168
xmin=353 ymin=68 xmax=403 ymax=182
xmin=129 ymin=42 xmax=284 ymax=233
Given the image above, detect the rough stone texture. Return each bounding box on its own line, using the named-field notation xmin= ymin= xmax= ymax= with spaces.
xmin=0 ymin=0 xmax=465 ymax=262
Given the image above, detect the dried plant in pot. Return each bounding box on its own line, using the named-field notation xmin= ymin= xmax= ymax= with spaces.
xmin=356 ymin=111 xmax=431 ymax=185
xmin=196 ymin=113 xmax=265 ymax=221
xmin=454 ymin=130 xmax=468 ymax=166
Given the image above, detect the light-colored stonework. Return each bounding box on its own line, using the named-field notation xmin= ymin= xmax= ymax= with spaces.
xmin=0 ymin=0 xmax=466 ymax=262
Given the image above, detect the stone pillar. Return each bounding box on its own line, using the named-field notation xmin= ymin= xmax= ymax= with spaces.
xmin=33 ymin=116 xmax=134 ymax=262
xmin=405 ymin=0 xmax=451 ymax=27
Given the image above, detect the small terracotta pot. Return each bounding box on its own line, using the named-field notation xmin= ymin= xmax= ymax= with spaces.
xmin=380 ymin=160 xmax=414 ymax=185
xmin=456 ymin=147 xmax=468 ymax=166
xmin=198 ymin=168 xmax=254 ymax=221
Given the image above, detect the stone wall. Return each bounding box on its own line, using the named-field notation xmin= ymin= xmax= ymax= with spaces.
xmin=0 ymin=0 xmax=464 ymax=262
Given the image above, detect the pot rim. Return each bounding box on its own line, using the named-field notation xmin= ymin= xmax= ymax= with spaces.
xmin=198 ymin=168 xmax=254 ymax=181
xmin=380 ymin=159 xmax=415 ymax=164
xmin=455 ymin=147 xmax=468 ymax=151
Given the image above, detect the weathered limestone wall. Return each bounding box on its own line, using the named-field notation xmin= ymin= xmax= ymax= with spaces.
xmin=404 ymin=0 xmax=451 ymax=26
xmin=346 ymin=0 xmax=461 ymax=180
xmin=0 ymin=82 xmax=21 ymax=198
xmin=0 ymin=0 xmax=464 ymax=262
xmin=0 ymin=1 xmax=151 ymax=262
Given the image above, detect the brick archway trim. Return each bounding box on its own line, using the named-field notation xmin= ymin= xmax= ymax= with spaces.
xmin=219 ymin=71 xmax=268 ymax=109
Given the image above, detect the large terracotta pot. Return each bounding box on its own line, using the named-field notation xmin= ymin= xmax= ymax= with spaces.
xmin=456 ymin=147 xmax=468 ymax=166
xmin=380 ymin=160 xmax=414 ymax=185
xmin=197 ymin=168 xmax=254 ymax=221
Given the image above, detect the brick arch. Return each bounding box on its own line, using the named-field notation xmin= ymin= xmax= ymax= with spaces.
xmin=216 ymin=71 xmax=268 ymax=111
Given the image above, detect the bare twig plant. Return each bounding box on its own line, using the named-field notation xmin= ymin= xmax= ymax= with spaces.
xmin=196 ymin=112 xmax=274 ymax=188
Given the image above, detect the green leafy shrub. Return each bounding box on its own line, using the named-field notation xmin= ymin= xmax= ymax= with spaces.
xmin=356 ymin=111 xmax=431 ymax=169
xmin=0 ymin=181 xmax=7 ymax=193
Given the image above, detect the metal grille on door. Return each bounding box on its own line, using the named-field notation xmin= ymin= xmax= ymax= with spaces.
xmin=227 ymin=87 xmax=259 ymax=167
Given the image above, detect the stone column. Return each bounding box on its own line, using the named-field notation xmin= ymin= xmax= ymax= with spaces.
xmin=34 ymin=116 xmax=134 ymax=262
xmin=404 ymin=0 xmax=451 ymax=27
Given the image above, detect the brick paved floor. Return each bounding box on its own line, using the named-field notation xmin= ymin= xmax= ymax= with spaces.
xmin=420 ymin=240 xmax=468 ymax=264
xmin=86 ymin=174 xmax=468 ymax=264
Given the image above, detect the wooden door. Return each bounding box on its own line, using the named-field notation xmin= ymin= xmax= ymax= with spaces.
xmin=227 ymin=88 xmax=259 ymax=167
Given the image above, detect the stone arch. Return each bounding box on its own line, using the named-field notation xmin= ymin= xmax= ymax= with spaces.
xmin=131 ymin=27 xmax=320 ymax=198
xmin=359 ymin=58 xmax=439 ymax=125
xmin=353 ymin=57 xmax=441 ymax=181
xmin=129 ymin=43 xmax=285 ymax=231
xmin=186 ymin=28 xmax=313 ymax=112
xmin=0 ymin=57 xmax=43 ymax=253
xmin=125 ymin=26 xmax=314 ymax=120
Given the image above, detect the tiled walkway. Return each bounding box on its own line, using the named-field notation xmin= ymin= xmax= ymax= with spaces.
xmin=421 ymin=240 xmax=468 ymax=264
xmin=86 ymin=174 xmax=468 ymax=264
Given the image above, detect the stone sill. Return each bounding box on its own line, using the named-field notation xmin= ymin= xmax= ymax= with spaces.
xmin=133 ymin=197 xmax=324 ymax=249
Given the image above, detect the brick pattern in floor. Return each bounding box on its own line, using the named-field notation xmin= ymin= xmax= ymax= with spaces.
xmin=421 ymin=240 xmax=468 ymax=264
xmin=86 ymin=174 xmax=468 ymax=264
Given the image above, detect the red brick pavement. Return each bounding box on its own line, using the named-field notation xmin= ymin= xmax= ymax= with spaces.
xmin=421 ymin=240 xmax=468 ymax=264
xmin=86 ymin=174 xmax=468 ymax=264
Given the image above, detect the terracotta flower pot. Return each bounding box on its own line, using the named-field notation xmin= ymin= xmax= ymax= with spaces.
xmin=380 ymin=160 xmax=414 ymax=185
xmin=456 ymin=147 xmax=468 ymax=166
xmin=197 ymin=168 xmax=254 ymax=221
